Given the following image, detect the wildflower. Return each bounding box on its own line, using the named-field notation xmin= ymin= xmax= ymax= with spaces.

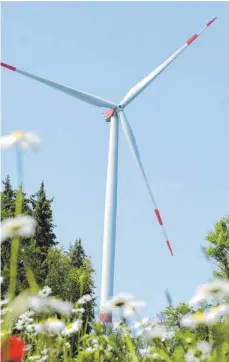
xmin=161 ymin=330 xmax=175 ymax=341
xmin=78 ymin=294 xmax=92 ymax=304
xmin=28 ymin=296 xmax=48 ymax=312
xmin=189 ymin=280 xmax=229 ymax=306
xmin=38 ymin=286 xmax=52 ymax=298
xmin=123 ymin=299 xmax=146 ymax=317
xmin=72 ymin=307 xmax=85 ymax=314
xmin=1 ymin=215 xmax=36 ymax=243
xmin=0 ymin=131 xmax=40 ymax=149
xmin=0 ymin=276 xmax=3 ymax=284
xmin=62 ymin=319 xmax=83 ymax=336
xmin=196 ymin=341 xmax=211 ymax=360
xmin=139 ymin=346 xmax=153 ymax=358
xmin=1 ymin=336 xmax=26 ymax=361
xmin=48 ymin=298 xmax=73 ymax=315
xmin=184 ymin=350 xmax=200 ymax=362
xmin=152 ymin=353 xmax=161 ymax=360
xmin=44 ymin=317 xmax=65 ymax=334
xmin=205 ymin=304 xmax=229 ymax=324
xmin=26 ymin=323 xmax=44 ymax=334
xmin=28 ymin=296 xmax=72 ymax=315
xmin=181 ymin=312 xmax=207 ymax=328
xmin=139 ymin=324 xmax=167 ymax=340
xmin=134 ymin=317 xmax=150 ymax=329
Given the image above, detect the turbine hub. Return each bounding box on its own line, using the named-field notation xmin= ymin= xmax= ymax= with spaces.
xmin=104 ymin=109 xmax=115 ymax=122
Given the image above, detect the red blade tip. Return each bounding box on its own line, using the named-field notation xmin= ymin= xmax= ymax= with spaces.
xmin=1 ymin=62 xmax=16 ymax=71
xmin=166 ymin=240 xmax=173 ymax=256
xmin=206 ymin=17 xmax=217 ymax=27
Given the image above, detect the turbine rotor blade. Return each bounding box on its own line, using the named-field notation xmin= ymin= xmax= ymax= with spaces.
xmin=118 ymin=110 xmax=173 ymax=256
xmin=1 ymin=62 xmax=117 ymax=109
xmin=120 ymin=17 xmax=217 ymax=108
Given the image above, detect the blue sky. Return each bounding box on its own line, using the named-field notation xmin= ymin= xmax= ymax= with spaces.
xmin=1 ymin=1 xmax=229 ymax=318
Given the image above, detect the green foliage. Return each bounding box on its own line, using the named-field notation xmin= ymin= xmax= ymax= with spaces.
xmin=203 ymin=216 xmax=229 ymax=279
xmin=1 ymin=178 xmax=95 ymax=329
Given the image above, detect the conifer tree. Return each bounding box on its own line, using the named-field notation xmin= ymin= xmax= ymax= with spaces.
xmin=32 ymin=182 xmax=57 ymax=250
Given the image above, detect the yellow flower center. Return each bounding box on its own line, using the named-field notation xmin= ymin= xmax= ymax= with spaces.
xmin=115 ymin=300 xmax=126 ymax=307
xmin=11 ymin=130 xmax=25 ymax=138
xmin=66 ymin=324 xmax=72 ymax=330
xmin=193 ymin=312 xmax=204 ymax=322
xmin=209 ymin=306 xmax=220 ymax=313
xmin=7 ymin=224 xmax=21 ymax=233
xmin=46 ymin=317 xmax=58 ymax=323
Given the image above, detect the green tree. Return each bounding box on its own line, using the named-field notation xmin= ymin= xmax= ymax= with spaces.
xmin=45 ymin=240 xmax=95 ymax=331
xmin=202 ymin=216 xmax=229 ymax=279
xmin=1 ymin=176 xmax=32 ymax=295
xmin=32 ymin=181 xmax=57 ymax=250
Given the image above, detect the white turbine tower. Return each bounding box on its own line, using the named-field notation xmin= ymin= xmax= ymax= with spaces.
xmin=1 ymin=17 xmax=217 ymax=322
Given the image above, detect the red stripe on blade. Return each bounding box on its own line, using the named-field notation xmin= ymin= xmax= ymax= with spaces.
xmin=1 ymin=62 xmax=16 ymax=71
xmin=166 ymin=240 xmax=173 ymax=256
xmin=206 ymin=17 xmax=217 ymax=27
xmin=155 ymin=209 xmax=163 ymax=225
xmin=186 ymin=34 xmax=198 ymax=45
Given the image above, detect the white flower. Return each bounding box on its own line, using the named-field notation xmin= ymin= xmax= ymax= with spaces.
xmin=189 ymin=280 xmax=229 ymax=306
xmin=78 ymin=294 xmax=92 ymax=305
xmin=185 ymin=350 xmax=200 ymax=362
xmin=139 ymin=346 xmax=153 ymax=358
xmin=152 ymin=353 xmax=161 ymax=360
xmin=205 ymin=304 xmax=229 ymax=323
xmin=27 ymin=296 xmax=72 ymax=315
xmin=181 ymin=312 xmax=208 ymax=329
xmin=72 ymin=307 xmax=85 ymax=314
xmin=101 ymin=292 xmax=145 ymax=319
xmin=48 ymin=298 xmax=72 ymax=315
xmin=28 ymin=296 xmax=48 ymax=312
xmin=196 ymin=341 xmax=211 ymax=359
xmin=26 ymin=323 xmax=44 ymax=334
xmin=44 ymin=318 xmax=65 ymax=334
xmin=134 ymin=317 xmax=150 ymax=329
xmin=62 ymin=319 xmax=83 ymax=336
xmin=0 ymin=276 xmax=3 ymax=284
xmin=161 ymin=330 xmax=175 ymax=341
xmin=139 ymin=325 xmax=167 ymax=340
xmin=38 ymin=286 xmax=52 ymax=298
xmin=123 ymin=300 xmax=146 ymax=318
xmin=1 ymin=215 xmax=36 ymax=243
xmin=0 ymin=131 xmax=40 ymax=150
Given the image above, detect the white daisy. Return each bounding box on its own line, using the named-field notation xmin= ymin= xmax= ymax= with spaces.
xmin=62 ymin=319 xmax=83 ymax=336
xmin=1 ymin=215 xmax=36 ymax=243
xmin=196 ymin=341 xmax=211 ymax=359
xmin=161 ymin=330 xmax=175 ymax=341
xmin=48 ymin=298 xmax=73 ymax=315
xmin=139 ymin=325 xmax=167 ymax=340
xmin=102 ymin=293 xmax=135 ymax=312
xmin=0 ymin=131 xmax=40 ymax=150
xmin=185 ymin=350 xmax=200 ymax=362
xmin=123 ymin=300 xmax=146 ymax=317
xmin=134 ymin=317 xmax=150 ymax=329
xmin=38 ymin=286 xmax=52 ymax=298
xmin=44 ymin=317 xmax=65 ymax=334
xmin=205 ymin=304 xmax=229 ymax=323
xmin=181 ymin=312 xmax=207 ymax=329
xmin=0 ymin=276 xmax=3 ymax=284
xmin=72 ymin=307 xmax=85 ymax=314
xmin=78 ymin=294 xmax=92 ymax=305
xmin=189 ymin=280 xmax=229 ymax=306
xmin=28 ymin=296 xmax=48 ymax=312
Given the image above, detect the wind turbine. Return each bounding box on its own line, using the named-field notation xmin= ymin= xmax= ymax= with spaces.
xmin=1 ymin=17 xmax=217 ymax=322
